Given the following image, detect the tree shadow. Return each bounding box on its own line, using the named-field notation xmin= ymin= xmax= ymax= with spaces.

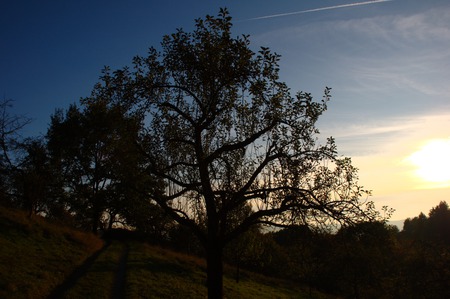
xmin=46 ymin=240 xmax=111 ymax=299
xmin=111 ymin=242 xmax=129 ymax=299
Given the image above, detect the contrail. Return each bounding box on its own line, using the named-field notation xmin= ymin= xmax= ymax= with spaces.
xmin=245 ymin=0 xmax=392 ymax=21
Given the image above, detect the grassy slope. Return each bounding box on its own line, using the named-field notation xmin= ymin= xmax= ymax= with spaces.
xmin=63 ymin=241 xmax=125 ymax=299
xmin=0 ymin=207 xmax=335 ymax=298
xmin=126 ymin=242 xmax=333 ymax=299
xmin=0 ymin=207 xmax=103 ymax=299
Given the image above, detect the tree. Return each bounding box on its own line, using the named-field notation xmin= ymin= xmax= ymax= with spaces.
xmin=0 ymin=99 xmax=31 ymax=207
xmin=0 ymin=100 xmax=64 ymax=217
xmin=13 ymin=138 xmax=52 ymax=216
xmin=398 ymin=202 xmax=450 ymax=298
xmin=90 ymin=9 xmax=383 ymax=298
xmin=401 ymin=201 xmax=450 ymax=245
xmin=427 ymin=201 xmax=450 ymax=245
xmin=402 ymin=212 xmax=428 ymax=241
xmin=271 ymin=225 xmax=323 ymax=290
xmin=46 ymin=99 xmax=158 ymax=232
xmin=331 ymin=221 xmax=399 ymax=298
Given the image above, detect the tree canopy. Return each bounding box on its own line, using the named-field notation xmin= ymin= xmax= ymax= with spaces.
xmin=85 ymin=8 xmax=384 ymax=297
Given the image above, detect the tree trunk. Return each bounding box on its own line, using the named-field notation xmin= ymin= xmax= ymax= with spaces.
xmin=206 ymin=241 xmax=224 ymax=298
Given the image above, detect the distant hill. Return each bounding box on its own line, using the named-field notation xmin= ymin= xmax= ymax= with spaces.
xmin=0 ymin=206 xmax=335 ymax=298
xmin=389 ymin=219 xmax=404 ymax=230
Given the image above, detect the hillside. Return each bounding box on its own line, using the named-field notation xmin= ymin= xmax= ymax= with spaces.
xmin=0 ymin=207 xmax=334 ymax=298
xmin=0 ymin=207 xmax=103 ymax=298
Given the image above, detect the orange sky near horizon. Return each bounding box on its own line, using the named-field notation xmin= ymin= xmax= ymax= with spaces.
xmin=337 ymin=114 xmax=450 ymax=223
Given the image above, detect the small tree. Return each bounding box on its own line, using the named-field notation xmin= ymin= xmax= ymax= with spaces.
xmin=0 ymin=99 xmax=31 ymax=207
xmin=91 ymin=9 xmax=383 ymax=298
xmin=13 ymin=138 xmax=53 ymax=216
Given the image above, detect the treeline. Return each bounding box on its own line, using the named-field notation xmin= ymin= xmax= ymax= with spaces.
xmin=2 ymin=97 xmax=450 ymax=298
xmin=220 ymin=201 xmax=449 ymax=299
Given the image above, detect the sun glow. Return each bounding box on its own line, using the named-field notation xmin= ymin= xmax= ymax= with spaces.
xmin=406 ymin=139 xmax=450 ymax=187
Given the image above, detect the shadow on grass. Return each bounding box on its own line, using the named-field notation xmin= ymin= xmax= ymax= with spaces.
xmin=46 ymin=240 xmax=111 ymax=299
xmin=111 ymin=242 xmax=130 ymax=299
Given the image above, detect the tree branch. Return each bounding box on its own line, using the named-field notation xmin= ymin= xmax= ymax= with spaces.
xmin=153 ymin=84 xmax=204 ymax=113
xmin=205 ymin=120 xmax=277 ymax=165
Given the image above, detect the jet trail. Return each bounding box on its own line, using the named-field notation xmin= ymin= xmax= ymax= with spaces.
xmin=246 ymin=0 xmax=392 ymax=21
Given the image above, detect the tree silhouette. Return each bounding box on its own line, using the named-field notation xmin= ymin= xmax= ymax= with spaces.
xmin=399 ymin=201 xmax=450 ymax=298
xmin=428 ymin=201 xmax=450 ymax=245
xmin=13 ymin=138 xmax=52 ymax=216
xmin=89 ymin=9 xmax=382 ymax=298
xmin=46 ymin=99 xmax=158 ymax=232
xmin=0 ymin=99 xmax=31 ymax=207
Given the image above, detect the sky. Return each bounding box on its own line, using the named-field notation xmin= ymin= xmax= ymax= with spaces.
xmin=2 ymin=0 xmax=450 ymax=226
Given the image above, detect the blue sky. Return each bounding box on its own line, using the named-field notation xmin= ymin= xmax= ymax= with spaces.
xmin=2 ymin=0 xmax=450 ymax=223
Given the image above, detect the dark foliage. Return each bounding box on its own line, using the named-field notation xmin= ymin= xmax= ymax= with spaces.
xmin=225 ymin=202 xmax=449 ymax=299
xmin=83 ymin=9 xmax=382 ymax=298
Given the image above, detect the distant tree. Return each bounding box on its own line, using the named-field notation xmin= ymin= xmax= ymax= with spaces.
xmin=120 ymin=198 xmax=174 ymax=240
xmin=88 ymin=9 xmax=384 ymax=298
xmin=402 ymin=201 xmax=450 ymax=245
xmin=0 ymin=99 xmax=31 ymax=206
xmin=224 ymin=209 xmax=287 ymax=281
xmin=331 ymin=221 xmax=399 ymax=298
xmin=402 ymin=212 xmax=428 ymax=241
xmin=427 ymin=201 xmax=450 ymax=245
xmin=46 ymin=99 xmax=160 ymax=232
xmin=12 ymin=138 xmax=52 ymax=216
xmin=398 ymin=202 xmax=450 ymax=298
xmin=272 ymin=226 xmax=319 ymax=284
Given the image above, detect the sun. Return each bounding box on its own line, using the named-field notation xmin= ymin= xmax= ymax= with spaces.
xmin=406 ymin=139 xmax=450 ymax=186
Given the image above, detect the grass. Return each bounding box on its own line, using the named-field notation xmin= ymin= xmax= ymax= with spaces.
xmin=124 ymin=242 xmax=332 ymax=298
xmin=63 ymin=241 xmax=125 ymax=299
xmin=125 ymin=242 xmax=208 ymax=298
xmin=0 ymin=206 xmax=336 ymax=298
xmin=0 ymin=207 xmax=103 ymax=299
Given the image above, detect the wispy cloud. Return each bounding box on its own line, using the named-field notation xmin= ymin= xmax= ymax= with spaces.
xmin=253 ymin=5 xmax=450 ymax=102
xmin=323 ymin=113 xmax=450 ymax=158
xmin=244 ymin=0 xmax=392 ymax=21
